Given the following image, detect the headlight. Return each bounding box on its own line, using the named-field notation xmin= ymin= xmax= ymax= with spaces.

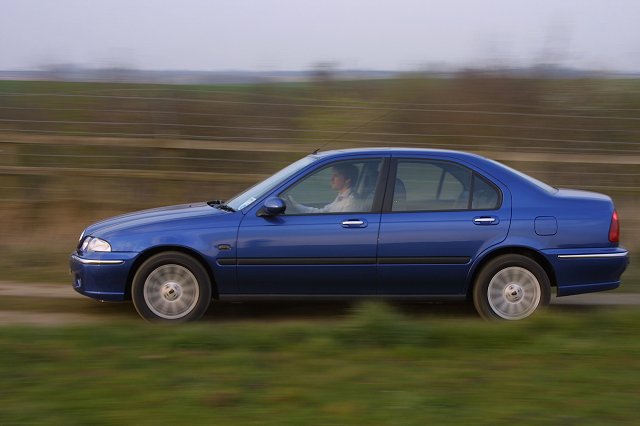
xmin=80 ymin=237 xmax=112 ymax=252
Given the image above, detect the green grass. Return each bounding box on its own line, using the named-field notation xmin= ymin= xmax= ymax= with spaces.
xmin=1 ymin=302 xmax=640 ymax=425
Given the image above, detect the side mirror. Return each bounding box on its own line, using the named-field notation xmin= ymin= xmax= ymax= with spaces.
xmin=257 ymin=197 xmax=286 ymax=217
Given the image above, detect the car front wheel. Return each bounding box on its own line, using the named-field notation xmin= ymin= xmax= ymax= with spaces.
xmin=473 ymin=254 xmax=550 ymax=320
xmin=131 ymin=252 xmax=212 ymax=322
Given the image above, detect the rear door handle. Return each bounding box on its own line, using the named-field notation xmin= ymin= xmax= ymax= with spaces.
xmin=342 ymin=219 xmax=368 ymax=228
xmin=473 ymin=216 xmax=499 ymax=225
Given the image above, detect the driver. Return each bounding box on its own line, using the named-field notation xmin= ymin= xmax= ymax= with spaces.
xmin=286 ymin=163 xmax=361 ymax=213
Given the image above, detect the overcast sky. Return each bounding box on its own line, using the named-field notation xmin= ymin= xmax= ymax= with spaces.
xmin=2 ymin=0 xmax=639 ymax=72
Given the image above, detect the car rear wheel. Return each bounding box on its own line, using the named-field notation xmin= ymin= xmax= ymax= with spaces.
xmin=131 ymin=252 xmax=212 ymax=322
xmin=473 ymin=254 xmax=550 ymax=320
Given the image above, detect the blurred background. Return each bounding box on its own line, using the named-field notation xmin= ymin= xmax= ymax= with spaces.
xmin=1 ymin=76 xmax=638 ymax=286
xmin=1 ymin=1 xmax=640 ymax=423
xmin=0 ymin=0 xmax=639 ymax=283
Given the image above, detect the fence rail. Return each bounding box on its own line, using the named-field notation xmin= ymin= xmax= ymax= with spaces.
xmin=2 ymin=80 xmax=639 ymax=198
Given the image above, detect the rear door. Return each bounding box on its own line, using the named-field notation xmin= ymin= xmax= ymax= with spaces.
xmin=377 ymin=157 xmax=511 ymax=295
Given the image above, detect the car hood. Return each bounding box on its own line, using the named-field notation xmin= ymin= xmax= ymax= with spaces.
xmin=82 ymin=202 xmax=231 ymax=238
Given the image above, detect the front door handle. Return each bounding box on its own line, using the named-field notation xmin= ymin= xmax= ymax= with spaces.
xmin=342 ymin=219 xmax=367 ymax=228
xmin=473 ymin=216 xmax=499 ymax=225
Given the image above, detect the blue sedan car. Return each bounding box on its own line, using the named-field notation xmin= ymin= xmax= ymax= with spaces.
xmin=70 ymin=148 xmax=629 ymax=321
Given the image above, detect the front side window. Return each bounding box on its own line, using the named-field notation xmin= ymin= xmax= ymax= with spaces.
xmin=281 ymin=159 xmax=383 ymax=215
xmin=391 ymin=160 xmax=500 ymax=212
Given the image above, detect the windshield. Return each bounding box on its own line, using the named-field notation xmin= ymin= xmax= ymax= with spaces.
xmin=226 ymin=155 xmax=316 ymax=211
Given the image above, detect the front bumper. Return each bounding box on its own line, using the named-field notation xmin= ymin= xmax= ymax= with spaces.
xmin=69 ymin=251 xmax=138 ymax=301
xmin=542 ymin=247 xmax=629 ymax=296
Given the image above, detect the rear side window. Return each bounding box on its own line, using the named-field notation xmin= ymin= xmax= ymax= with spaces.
xmin=390 ymin=159 xmax=501 ymax=212
xmin=392 ymin=161 xmax=471 ymax=211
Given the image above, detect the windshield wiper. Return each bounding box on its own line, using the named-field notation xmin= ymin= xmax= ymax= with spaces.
xmin=207 ymin=200 xmax=235 ymax=212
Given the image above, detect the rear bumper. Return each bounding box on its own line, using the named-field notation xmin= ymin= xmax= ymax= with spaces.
xmin=542 ymin=247 xmax=629 ymax=297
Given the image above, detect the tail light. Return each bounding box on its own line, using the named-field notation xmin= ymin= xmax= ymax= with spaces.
xmin=609 ymin=210 xmax=620 ymax=243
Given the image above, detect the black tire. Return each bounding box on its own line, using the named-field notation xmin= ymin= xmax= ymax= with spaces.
xmin=473 ymin=254 xmax=550 ymax=320
xmin=131 ymin=251 xmax=212 ymax=322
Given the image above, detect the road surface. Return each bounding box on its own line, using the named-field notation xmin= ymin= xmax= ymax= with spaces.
xmin=0 ymin=281 xmax=638 ymax=326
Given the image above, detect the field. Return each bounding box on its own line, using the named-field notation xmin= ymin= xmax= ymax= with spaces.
xmin=1 ymin=76 xmax=638 ymax=287
xmin=0 ymin=302 xmax=639 ymax=424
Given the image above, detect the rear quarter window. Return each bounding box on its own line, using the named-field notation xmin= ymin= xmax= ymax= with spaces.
xmin=472 ymin=174 xmax=501 ymax=210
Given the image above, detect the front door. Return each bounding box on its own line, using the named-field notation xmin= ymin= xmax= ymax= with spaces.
xmin=236 ymin=157 xmax=388 ymax=295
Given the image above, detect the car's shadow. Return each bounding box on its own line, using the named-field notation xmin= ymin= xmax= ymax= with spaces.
xmin=202 ymin=301 xmax=478 ymax=321
xmin=205 ymin=301 xmax=608 ymax=321
xmin=85 ymin=299 xmax=606 ymax=323
xmin=86 ymin=299 xmax=479 ymax=321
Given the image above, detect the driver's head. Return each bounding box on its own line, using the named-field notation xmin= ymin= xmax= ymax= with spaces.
xmin=330 ymin=163 xmax=358 ymax=192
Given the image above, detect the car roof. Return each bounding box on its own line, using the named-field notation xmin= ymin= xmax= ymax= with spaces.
xmin=312 ymin=147 xmax=488 ymax=163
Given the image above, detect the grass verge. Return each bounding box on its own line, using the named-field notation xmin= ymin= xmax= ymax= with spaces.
xmin=0 ymin=302 xmax=639 ymax=425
